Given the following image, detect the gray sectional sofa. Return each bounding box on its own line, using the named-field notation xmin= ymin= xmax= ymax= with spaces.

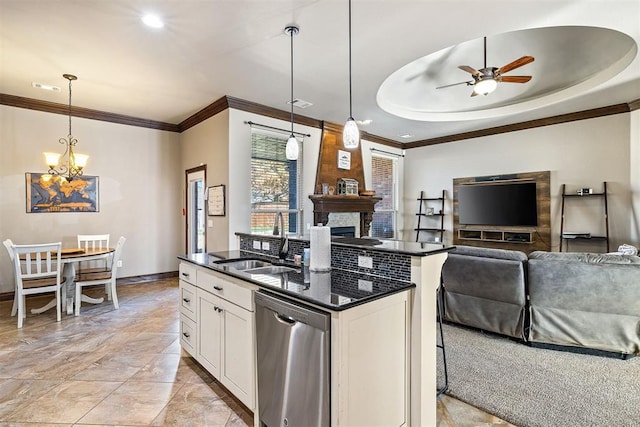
xmin=441 ymin=245 xmax=640 ymax=357
xmin=441 ymin=246 xmax=528 ymax=340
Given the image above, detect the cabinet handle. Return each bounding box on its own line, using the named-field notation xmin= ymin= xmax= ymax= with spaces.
xmin=213 ymin=286 xmax=223 ymax=291
xmin=182 ymin=332 xmax=190 ymax=338
xmin=181 ymin=272 xmax=190 ymax=278
xmin=214 ymin=306 xmax=223 ymax=313
xmin=182 ymin=298 xmax=190 ymax=303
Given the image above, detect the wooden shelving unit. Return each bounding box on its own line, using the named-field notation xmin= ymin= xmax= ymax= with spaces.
xmin=458 ymin=229 xmax=534 ymax=244
xmin=559 ymin=182 xmax=609 ymax=252
xmin=415 ymin=190 xmax=445 ymax=243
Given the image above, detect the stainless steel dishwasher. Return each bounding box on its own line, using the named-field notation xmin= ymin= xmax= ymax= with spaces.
xmin=255 ymin=291 xmax=330 ymax=427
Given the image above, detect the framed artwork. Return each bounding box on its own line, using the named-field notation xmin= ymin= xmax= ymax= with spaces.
xmin=207 ymin=184 xmax=226 ymax=216
xmin=338 ymin=150 xmax=351 ymax=170
xmin=25 ymin=172 xmax=99 ymax=213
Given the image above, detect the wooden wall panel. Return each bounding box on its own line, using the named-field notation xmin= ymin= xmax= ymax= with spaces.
xmin=314 ymin=122 xmax=366 ymax=194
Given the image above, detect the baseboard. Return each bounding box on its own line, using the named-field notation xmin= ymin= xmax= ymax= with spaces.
xmin=0 ymin=271 xmax=178 ymax=302
xmin=529 ymin=341 xmax=635 ymax=360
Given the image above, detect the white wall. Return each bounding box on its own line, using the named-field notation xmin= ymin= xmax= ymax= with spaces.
xmin=180 ymin=110 xmax=230 ymax=254
xmin=630 ymin=109 xmax=640 ymax=243
xmin=227 ymin=109 xmax=322 ymax=248
xmin=403 ymin=113 xmax=635 ymax=251
xmin=0 ymin=105 xmax=182 ymax=293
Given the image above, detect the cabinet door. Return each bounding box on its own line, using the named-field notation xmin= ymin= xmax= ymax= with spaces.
xmin=197 ymin=289 xmax=222 ymax=377
xmin=220 ymin=299 xmax=255 ymax=409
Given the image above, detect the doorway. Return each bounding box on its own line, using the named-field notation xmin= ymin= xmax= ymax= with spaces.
xmin=186 ymin=166 xmax=206 ymax=254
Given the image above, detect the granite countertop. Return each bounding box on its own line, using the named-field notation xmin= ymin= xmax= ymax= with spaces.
xmin=235 ymin=232 xmax=453 ymax=257
xmin=178 ymin=251 xmax=415 ymax=311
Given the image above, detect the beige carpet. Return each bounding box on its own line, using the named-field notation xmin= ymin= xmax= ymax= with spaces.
xmin=437 ymin=323 xmax=640 ymax=427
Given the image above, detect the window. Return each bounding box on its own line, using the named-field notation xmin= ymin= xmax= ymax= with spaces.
xmin=371 ymin=155 xmax=397 ymax=238
xmin=250 ymin=131 xmax=302 ymax=234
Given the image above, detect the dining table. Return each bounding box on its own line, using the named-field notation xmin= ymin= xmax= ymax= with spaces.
xmin=30 ymin=247 xmax=115 ymax=315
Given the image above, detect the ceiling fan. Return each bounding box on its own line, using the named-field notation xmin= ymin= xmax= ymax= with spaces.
xmin=436 ymin=36 xmax=534 ymax=96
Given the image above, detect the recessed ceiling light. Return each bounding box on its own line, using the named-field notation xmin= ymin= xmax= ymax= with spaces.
xmin=142 ymin=14 xmax=164 ymax=28
xmin=356 ymin=119 xmax=372 ymax=126
xmin=400 ymin=134 xmax=413 ymax=139
xmin=32 ymin=82 xmax=61 ymax=92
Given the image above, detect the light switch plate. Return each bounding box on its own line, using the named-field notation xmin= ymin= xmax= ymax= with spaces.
xmin=358 ymin=279 xmax=373 ymax=292
xmin=207 ymin=219 xmax=213 ymax=227
xmin=262 ymin=241 xmax=270 ymax=250
xmin=358 ymin=255 xmax=373 ymax=269
xmin=253 ymin=240 xmax=261 ymax=250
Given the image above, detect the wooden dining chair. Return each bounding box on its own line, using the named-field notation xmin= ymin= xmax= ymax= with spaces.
xmin=2 ymin=239 xmax=18 ymax=317
xmin=75 ymin=236 xmax=126 ymax=316
xmin=10 ymin=242 xmax=63 ymax=328
xmin=77 ymin=233 xmax=110 ymax=297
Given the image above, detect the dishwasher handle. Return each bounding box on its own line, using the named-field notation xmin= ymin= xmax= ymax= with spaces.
xmin=255 ymin=291 xmax=330 ymax=332
xmin=274 ymin=312 xmax=297 ymax=325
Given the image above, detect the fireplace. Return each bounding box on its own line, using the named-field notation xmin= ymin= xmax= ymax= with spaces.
xmin=309 ymin=195 xmax=382 ymax=237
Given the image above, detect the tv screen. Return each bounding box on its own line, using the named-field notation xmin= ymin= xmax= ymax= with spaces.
xmin=458 ymin=182 xmax=538 ymax=226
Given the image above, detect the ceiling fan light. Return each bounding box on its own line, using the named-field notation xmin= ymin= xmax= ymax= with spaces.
xmin=285 ymin=135 xmax=299 ymax=160
xmin=343 ymin=118 xmax=360 ymax=149
xmin=474 ymin=78 xmax=498 ymax=95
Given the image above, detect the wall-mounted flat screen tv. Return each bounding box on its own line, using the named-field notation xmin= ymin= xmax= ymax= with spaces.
xmin=458 ymin=182 xmax=538 ymax=226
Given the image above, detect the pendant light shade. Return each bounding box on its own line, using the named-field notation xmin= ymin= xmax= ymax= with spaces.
xmin=343 ymin=117 xmax=360 ymax=148
xmin=285 ymin=25 xmax=300 ymax=160
xmin=343 ymin=0 xmax=360 ymax=149
xmin=286 ymin=134 xmax=299 ymax=160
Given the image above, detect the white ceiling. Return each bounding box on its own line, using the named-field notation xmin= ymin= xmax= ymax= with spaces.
xmin=1 ymin=0 xmax=639 ymax=144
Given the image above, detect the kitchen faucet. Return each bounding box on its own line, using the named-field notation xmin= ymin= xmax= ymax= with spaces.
xmin=273 ymin=212 xmax=289 ymax=260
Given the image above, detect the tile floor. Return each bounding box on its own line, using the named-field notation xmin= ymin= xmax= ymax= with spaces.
xmin=0 ymin=278 xmax=513 ymax=426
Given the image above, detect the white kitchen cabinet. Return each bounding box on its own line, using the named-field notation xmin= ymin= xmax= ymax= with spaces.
xmin=179 ymin=262 xmax=257 ymax=410
xmin=179 ymin=279 xmax=198 ymax=357
xmin=331 ymin=290 xmax=411 ymax=426
xmin=196 ymin=287 xmax=222 ymax=376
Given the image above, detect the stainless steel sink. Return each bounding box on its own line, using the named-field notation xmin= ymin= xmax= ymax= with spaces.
xmin=214 ymin=258 xmax=272 ymax=270
xmin=245 ymin=266 xmax=298 ymax=275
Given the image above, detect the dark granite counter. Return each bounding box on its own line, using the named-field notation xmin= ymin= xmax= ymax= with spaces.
xmin=178 ymin=251 xmax=415 ymax=311
xmin=235 ymin=232 xmax=452 ymax=257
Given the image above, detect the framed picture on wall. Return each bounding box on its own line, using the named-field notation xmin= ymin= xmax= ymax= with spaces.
xmin=207 ymin=184 xmax=225 ymax=216
xmin=25 ymin=172 xmax=99 ymax=213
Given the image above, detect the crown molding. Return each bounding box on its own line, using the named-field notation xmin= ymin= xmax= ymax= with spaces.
xmin=2 ymin=92 xmax=637 ymax=145
xmin=404 ymin=103 xmax=631 ymax=149
xmin=0 ymin=93 xmax=179 ymax=132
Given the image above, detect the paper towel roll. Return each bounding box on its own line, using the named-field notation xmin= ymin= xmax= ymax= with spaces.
xmin=310 ymin=225 xmax=331 ymax=272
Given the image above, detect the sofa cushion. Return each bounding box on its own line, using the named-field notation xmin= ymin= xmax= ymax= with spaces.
xmin=452 ymin=245 xmax=528 ymax=262
xmin=529 ymin=251 xmax=640 ymax=265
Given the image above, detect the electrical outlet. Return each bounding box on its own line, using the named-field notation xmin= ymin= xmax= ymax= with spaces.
xmin=358 ymin=255 xmax=373 ymax=269
xmin=117 ymin=260 xmax=123 ymax=268
xmin=358 ymin=279 xmax=373 ymax=292
xmin=262 ymin=241 xmax=270 ymax=250
xmin=253 ymin=240 xmax=261 ymax=250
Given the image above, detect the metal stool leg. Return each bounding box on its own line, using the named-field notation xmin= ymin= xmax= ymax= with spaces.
xmin=436 ymin=286 xmax=449 ymax=396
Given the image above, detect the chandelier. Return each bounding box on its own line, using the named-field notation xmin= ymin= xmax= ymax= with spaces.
xmin=44 ymin=74 xmax=88 ymax=181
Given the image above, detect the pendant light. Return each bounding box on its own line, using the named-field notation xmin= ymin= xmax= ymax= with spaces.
xmin=285 ymin=25 xmax=299 ymax=160
xmin=343 ymin=0 xmax=360 ymax=149
xmin=44 ymin=74 xmax=89 ymax=181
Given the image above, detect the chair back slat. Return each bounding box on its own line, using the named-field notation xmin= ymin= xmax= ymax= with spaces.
xmin=78 ymin=234 xmax=110 ymax=251
xmin=12 ymin=242 xmax=62 ymax=281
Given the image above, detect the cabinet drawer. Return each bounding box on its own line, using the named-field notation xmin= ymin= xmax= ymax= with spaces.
xmin=180 ymin=314 xmax=197 ymax=357
xmin=197 ymin=271 xmax=254 ymax=311
xmin=179 ymin=262 xmax=197 ymax=285
xmin=180 ymin=280 xmax=197 ymax=320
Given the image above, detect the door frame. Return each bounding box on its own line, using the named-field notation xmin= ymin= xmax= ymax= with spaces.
xmin=185 ymin=165 xmax=207 ymax=253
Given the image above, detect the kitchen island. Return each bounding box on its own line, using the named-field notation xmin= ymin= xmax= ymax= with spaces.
xmin=179 ymin=234 xmax=453 ymax=426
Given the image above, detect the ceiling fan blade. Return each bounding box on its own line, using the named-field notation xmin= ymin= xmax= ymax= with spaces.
xmin=436 ymin=80 xmax=473 ymax=89
xmin=500 ymin=75 xmax=532 ymax=83
xmin=458 ymin=65 xmax=480 ymax=76
xmin=498 ymin=56 xmax=534 ymax=74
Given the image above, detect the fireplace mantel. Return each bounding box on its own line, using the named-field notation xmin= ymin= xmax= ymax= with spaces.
xmin=309 ymin=195 xmax=382 ymax=236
